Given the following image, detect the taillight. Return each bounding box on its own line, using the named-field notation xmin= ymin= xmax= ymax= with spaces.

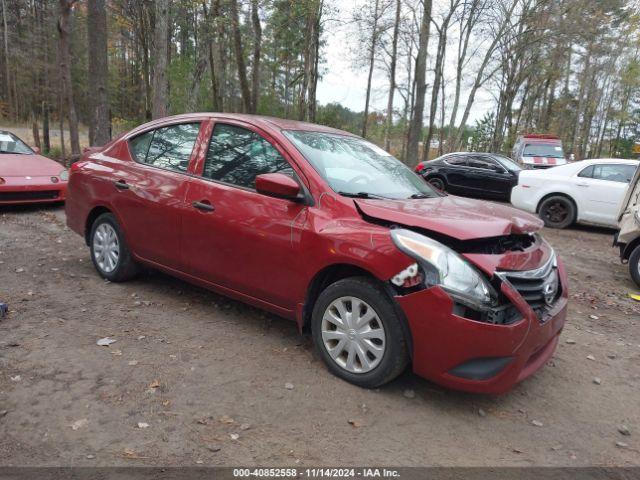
xmin=415 ymin=163 xmax=425 ymax=173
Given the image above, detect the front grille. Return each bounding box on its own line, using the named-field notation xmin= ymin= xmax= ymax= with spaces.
xmin=0 ymin=190 xmax=60 ymax=202
xmin=500 ymin=255 xmax=560 ymax=321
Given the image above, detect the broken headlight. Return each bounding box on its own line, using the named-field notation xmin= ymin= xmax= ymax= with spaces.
xmin=390 ymin=229 xmax=495 ymax=305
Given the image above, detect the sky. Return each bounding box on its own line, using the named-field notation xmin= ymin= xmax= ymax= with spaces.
xmin=315 ymin=0 xmax=494 ymax=125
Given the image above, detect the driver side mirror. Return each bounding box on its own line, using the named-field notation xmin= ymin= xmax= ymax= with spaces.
xmin=255 ymin=173 xmax=301 ymax=200
xmin=32 ymin=146 xmax=41 ymax=154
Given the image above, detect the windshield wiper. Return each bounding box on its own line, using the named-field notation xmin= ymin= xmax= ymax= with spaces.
xmin=337 ymin=191 xmax=391 ymax=200
xmin=408 ymin=193 xmax=432 ymax=199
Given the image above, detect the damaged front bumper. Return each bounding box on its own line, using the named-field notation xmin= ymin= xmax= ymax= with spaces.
xmin=395 ymin=258 xmax=568 ymax=394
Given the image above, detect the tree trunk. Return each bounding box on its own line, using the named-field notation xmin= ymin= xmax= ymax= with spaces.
xmin=87 ymin=0 xmax=110 ymax=145
xmin=362 ymin=0 xmax=380 ymax=138
xmin=1 ymin=0 xmax=13 ymax=119
xmin=423 ymin=15 xmax=451 ymax=162
xmin=384 ymin=0 xmax=401 ymax=151
xmin=250 ymin=0 xmax=261 ymax=113
xmin=42 ymin=101 xmax=50 ymax=153
xmin=447 ymin=0 xmax=478 ymax=151
xmin=306 ymin=0 xmax=322 ymax=123
xmin=206 ymin=0 xmax=224 ymax=112
xmin=405 ymin=0 xmax=432 ymax=167
xmin=151 ymin=0 xmax=170 ymax=119
xmin=230 ymin=0 xmax=252 ymax=113
xmin=57 ymin=0 xmax=80 ymax=160
xmin=31 ymin=114 xmax=41 ymax=150
xmin=453 ymin=0 xmax=518 ymax=149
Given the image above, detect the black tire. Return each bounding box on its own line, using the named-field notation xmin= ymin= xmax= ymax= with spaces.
xmin=538 ymin=195 xmax=576 ymax=229
xmin=311 ymin=276 xmax=409 ymax=388
xmin=629 ymin=245 xmax=640 ymax=288
xmin=89 ymin=212 xmax=139 ymax=282
xmin=428 ymin=177 xmax=446 ymax=192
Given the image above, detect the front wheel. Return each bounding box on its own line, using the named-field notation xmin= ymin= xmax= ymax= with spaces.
xmin=538 ymin=195 xmax=576 ymax=229
xmin=629 ymin=245 xmax=640 ymax=288
xmin=89 ymin=213 xmax=139 ymax=282
xmin=311 ymin=277 xmax=409 ymax=388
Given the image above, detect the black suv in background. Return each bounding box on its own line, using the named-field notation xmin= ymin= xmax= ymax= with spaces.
xmin=415 ymin=152 xmax=521 ymax=200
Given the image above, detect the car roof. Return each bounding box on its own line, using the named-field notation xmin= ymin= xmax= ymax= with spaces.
xmin=128 ymin=113 xmax=357 ymax=137
xmin=578 ymin=158 xmax=639 ymax=165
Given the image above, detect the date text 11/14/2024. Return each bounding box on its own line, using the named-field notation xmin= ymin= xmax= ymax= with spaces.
xmin=232 ymin=468 xmax=401 ymax=478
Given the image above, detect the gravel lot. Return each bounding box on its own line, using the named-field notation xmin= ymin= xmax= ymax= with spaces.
xmin=0 ymin=204 xmax=639 ymax=466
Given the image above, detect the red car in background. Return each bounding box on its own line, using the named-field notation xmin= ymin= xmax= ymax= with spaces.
xmin=0 ymin=130 xmax=68 ymax=205
xmin=65 ymin=113 xmax=568 ymax=394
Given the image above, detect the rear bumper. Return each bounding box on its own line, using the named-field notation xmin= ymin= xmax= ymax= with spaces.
xmin=0 ymin=180 xmax=67 ymax=205
xmin=396 ymin=259 xmax=568 ymax=394
xmin=510 ymin=186 xmax=537 ymax=213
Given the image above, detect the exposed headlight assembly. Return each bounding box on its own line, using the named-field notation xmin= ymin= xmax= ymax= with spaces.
xmin=390 ymin=228 xmax=496 ymax=305
xmin=59 ymin=169 xmax=69 ymax=181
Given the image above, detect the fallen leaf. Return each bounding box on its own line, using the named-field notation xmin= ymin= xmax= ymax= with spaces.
xmin=348 ymin=419 xmax=364 ymax=428
xmin=70 ymin=418 xmax=88 ymax=430
xmin=97 ymin=337 xmax=117 ymax=346
xmin=219 ymin=415 xmax=234 ymax=424
xmin=149 ymin=380 xmax=161 ymax=389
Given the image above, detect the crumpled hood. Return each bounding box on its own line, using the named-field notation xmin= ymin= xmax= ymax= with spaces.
xmin=0 ymin=154 xmax=64 ymax=177
xmin=355 ymin=195 xmax=543 ymax=240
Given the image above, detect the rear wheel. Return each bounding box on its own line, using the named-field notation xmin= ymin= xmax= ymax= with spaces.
xmin=629 ymin=245 xmax=640 ymax=288
xmin=538 ymin=195 xmax=576 ymax=229
xmin=311 ymin=277 xmax=409 ymax=388
xmin=89 ymin=213 xmax=139 ymax=282
xmin=428 ymin=177 xmax=446 ymax=192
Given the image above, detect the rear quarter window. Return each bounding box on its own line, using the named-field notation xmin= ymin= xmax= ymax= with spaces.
xmin=128 ymin=123 xmax=201 ymax=173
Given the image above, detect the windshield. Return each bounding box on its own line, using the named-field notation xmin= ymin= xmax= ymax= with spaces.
xmin=0 ymin=132 xmax=33 ymax=155
xmin=283 ymin=131 xmax=439 ymax=200
xmin=494 ymin=154 xmax=521 ymax=172
xmin=523 ymin=143 xmax=564 ymax=158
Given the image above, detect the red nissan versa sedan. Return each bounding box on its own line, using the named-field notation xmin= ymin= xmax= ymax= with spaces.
xmin=0 ymin=130 xmax=68 ymax=205
xmin=65 ymin=113 xmax=568 ymax=394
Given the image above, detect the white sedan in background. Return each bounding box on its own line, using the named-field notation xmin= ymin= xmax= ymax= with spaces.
xmin=511 ymin=158 xmax=639 ymax=229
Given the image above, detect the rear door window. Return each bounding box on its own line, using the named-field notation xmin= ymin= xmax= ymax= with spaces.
xmin=468 ymin=156 xmax=494 ymax=170
xmin=578 ymin=165 xmax=595 ymax=178
xmin=202 ymin=123 xmax=293 ymax=189
xmin=591 ymin=164 xmax=637 ymax=183
xmin=129 ymin=123 xmax=201 ymax=173
xmin=129 ymin=131 xmax=153 ymax=162
xmin=444 ymin=155 xmax=467 ymax=167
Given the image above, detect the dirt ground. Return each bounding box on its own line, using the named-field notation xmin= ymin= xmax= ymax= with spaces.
xmin=0 ymin=204 xmax=639 ymax=467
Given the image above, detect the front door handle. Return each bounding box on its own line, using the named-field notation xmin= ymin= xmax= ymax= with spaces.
xmin=576 ymin=183 xmax=589 ymax=187
xmin=192 ymin=200 xmax=215 ymax=212
xmin=114 ymin=180 xmax=130 ymax=190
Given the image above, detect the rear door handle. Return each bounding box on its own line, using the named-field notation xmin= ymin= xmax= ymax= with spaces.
xmin=576 ymin=183 xmax=589 ymax=187
xmin=114 ymin=180 xmax=130 ymax=190
xmin=192 ymin=200 xmax=215 ymax=212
